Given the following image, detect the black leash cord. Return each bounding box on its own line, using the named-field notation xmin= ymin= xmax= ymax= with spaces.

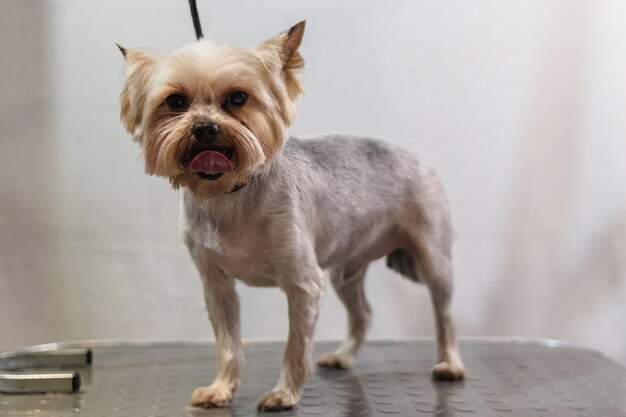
xmin=189 ymin=0 xmax=204 ymax=40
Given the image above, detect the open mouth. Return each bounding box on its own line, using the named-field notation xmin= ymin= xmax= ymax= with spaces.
xmin=183 ymin=146 xmax=235 ymax=181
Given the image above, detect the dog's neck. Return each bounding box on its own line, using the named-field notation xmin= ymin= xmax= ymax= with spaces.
xmin=227 ymin=182 xmax=249 ymax=194
xmin=226 ymin=175 xmax=259 ymax=194
xmin=183 ymin=150 xmax=285 ymax=231
xmin=224 ymin=137 xmax=290 ymax=195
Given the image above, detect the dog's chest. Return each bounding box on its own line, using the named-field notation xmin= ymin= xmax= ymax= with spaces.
xmin=186 ymin=216 xmax=277 ymax=286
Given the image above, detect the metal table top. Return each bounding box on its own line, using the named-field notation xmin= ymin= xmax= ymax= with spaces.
xmin=1 ymin=339 xmax=625 ymax=416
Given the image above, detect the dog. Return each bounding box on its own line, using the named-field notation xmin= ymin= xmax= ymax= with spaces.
xmin=117 ymin=20 xmax=465 ymax=411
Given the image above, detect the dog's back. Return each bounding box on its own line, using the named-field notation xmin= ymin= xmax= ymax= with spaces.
xmin=278 ymin=135 xmax=451 ymax=273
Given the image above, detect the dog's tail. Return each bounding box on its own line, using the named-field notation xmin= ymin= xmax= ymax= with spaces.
xmin=385 ymin=249 xmax=421 ymax=283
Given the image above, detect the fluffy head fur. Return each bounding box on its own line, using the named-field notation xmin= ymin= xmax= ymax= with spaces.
xmin=118 ymin=21 xmax=305 ymax=199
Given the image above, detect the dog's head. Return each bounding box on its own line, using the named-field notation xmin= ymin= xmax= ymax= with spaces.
xmin=118 ymin=21 xmax=305 ymax=198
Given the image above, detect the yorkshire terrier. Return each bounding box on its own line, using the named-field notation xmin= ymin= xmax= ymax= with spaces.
xmin=118 ymin=21 xmax=465 ymax=411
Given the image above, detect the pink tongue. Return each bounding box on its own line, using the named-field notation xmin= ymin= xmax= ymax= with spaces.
xmin=189 ymin=151 xmax=232 ymax=174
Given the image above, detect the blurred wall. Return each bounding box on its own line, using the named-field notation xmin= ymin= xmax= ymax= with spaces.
xmin=1 ymin=0 xmax=625 ymax=362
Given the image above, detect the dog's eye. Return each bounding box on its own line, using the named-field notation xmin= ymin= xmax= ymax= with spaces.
xmin=166 ymin=94 xmax=188 ymax=111
xmin=227 ymin=91 xmax=248 ymax=107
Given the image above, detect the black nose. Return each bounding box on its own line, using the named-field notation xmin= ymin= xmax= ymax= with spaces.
xmin=192 ymin=122 xmax=219 ymax=144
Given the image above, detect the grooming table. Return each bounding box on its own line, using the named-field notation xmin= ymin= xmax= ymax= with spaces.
xmin=1 ymin=340 xmax=625 ymax=416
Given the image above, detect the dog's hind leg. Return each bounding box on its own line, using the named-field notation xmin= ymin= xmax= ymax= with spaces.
xmin=409 ymin=233 xmax=465 ymax=380
xmin=317 ymin=264 xmax=371 ymax=369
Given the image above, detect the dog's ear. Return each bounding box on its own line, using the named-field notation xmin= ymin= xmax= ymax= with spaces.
xmin=257 ymin=21 xmax=305 ymax=99
xmin=116 ymin=43 xmax=128 ymax=58
xmin=258 ymin=20 xmax=305 ymax=65
xmin=118 ymin=45 xmax=159 ymax=142
xmin=281 ymin=20 xmax=306 ymax=62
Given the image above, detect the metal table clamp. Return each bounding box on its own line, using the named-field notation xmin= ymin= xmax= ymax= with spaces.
xmin=0 ymin=348 xmax=91 ymax=394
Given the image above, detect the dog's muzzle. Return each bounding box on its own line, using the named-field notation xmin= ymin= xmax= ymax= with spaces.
xmin=183 ymin=125 xmax=235 ymax=181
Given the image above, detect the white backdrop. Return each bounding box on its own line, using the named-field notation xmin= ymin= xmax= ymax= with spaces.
xmin=1 ymin=0 xmax=625 ymax=363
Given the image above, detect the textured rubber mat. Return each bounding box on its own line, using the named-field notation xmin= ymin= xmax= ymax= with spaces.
xmin=1 ymin=340 xmax=626 ymax=416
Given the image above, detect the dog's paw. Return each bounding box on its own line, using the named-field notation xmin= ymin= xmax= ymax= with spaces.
xmin=257 ymin=389 xmax=297 ymax=411
xmin=432 ymin=361 xmax=465 ymax=381
xmin=190 ymin=384 xmax=233 ymax=408
xmin=317 ymin=352 xmax=354 ymax=369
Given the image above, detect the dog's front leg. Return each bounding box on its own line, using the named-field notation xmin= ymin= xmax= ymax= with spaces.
xmin=257 ymin=270 xmax=324 ymax=411
xmin=190 ymin=267 xmax=242 ymax=408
